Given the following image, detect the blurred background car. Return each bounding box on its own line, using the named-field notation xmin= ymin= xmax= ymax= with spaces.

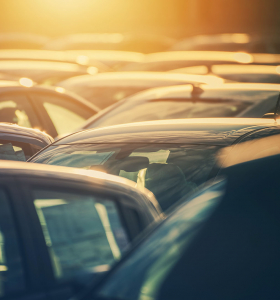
xmin=0 ymin=49 xmax=109 ymax=71
xmin=43 ymin=33 xmax=175 ymax=53
xmin=120 ymin=51 xmax=280 ymax=72
xmin=0 ymin=81 xmax=98 ymax=137
xmin=80 ymin=83 xmax=280 ymax=130
xmin=57 ymin=72 xmax=224 ymax=109
xmin=0 ymin=123 xmax=53 ymax=161
xmin=0 ymin=161 xmax=161 ymax=299
xmin=170 ymin=33 xmax=280 ymax=53
xmin=0 ymin=60 xmax=98 ymax=85
xmin=170 ymin=64 xmax=280 ymax=84
xmin=29 ymin=118 xmax=280 ymax=212
xmin=0 ymin=32 xmax=50 ymax=49
xmin=91 ymin=135 xmax=280 ymax=300
xmin=65 ymin=50 xmax=145 ymax=70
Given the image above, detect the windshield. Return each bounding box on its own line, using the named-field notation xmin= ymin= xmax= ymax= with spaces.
xmin=87 ymin=100 xmax=250 ymax=129
xmin=31 ymin=143 xmax=221 ymax=212
xmin=95 ymin=179 xmax=225 ymax=300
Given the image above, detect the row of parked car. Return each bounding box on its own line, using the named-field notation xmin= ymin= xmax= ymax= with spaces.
xmin=1 ymin=32 xmax=280 ymax=299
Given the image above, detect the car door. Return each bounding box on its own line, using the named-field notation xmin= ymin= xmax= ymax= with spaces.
xmin=28 ymin=91 xmax=95 ymax=138
xmin=0 ymin=176 xmax=49 ymax=300
xmin=18 ymin=176 xmax=144 ymax=300
xmin=0 ymin=92 xmax=41 ymax=129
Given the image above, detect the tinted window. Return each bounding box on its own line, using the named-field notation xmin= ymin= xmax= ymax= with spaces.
xmin=33 ymin=189 xmax=129 ymax=281
xmin=0 ymin=189 xmax=25 ymax=296
xmin=0 ymin=139 xmax=42 ymax=161
xmin=96 ymin=180 xmax=225 ymax=300
xmin=34 ymin=93 xmax=93 ymax=135
xmin=89 ymin=100 xmax=250 ymax=129
xmin=31 ymin=144 xmax=221 ymax=212
xmin=0 ymin=95 xmax=35 ymax=127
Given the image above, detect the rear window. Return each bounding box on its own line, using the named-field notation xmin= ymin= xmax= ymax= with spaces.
xmin=59 ymin=85 xmax=147 ymax=109
xmin=88 ymin=99 xmax=250 ymax=129
xmin=0 ymin=140 xmax=42 ymax=161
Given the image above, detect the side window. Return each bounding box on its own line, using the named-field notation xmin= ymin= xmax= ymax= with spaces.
xmin=0 ymin=94 xmax=36 ymax=128
xmin=0 ymin=189 xmax=25 ymax=296
xmin=0 ymin=139 xmax=41 ymax=161
xmin=32 ymin=189 xmax=129 ymax=281
xmin=33 ymin=93 xmax=94 ymax=135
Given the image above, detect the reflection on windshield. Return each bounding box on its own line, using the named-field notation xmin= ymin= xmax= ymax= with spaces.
xmin=32 ymin=143 xmax=220 ymax=212
xmin=96 ymin=180 xmax=226 ymax=300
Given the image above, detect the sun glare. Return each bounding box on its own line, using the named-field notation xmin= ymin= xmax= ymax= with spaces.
xmin=233 ymin=52 xmax=253 ymax=64
xmin=19 ymin=77 xmax=33 ymax=87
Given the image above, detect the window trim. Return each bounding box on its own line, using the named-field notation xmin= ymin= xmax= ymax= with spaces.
xmin=0 ymin=176 xmax=46 ymax=297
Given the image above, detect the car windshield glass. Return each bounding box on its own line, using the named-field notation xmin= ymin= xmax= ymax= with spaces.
xmin=31 ymin=143 xmax=221 ymax=212
xmin=95 ymin=180 xmax=225 ymax=300
xmin=60 ymin=85 xmax=147 ymax=109
xmin=88 ymin=100 xmax=250 ymax=129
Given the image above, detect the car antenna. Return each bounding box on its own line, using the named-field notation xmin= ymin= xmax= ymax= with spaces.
xmin=274 ymin=92 xmax=280 ymax=121
xmin=191 ymin=84 xmax=204 ymax=97
xmin=206 ymin=65 xmax=212 ymax=74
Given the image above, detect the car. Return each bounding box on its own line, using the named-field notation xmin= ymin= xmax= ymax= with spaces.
xmin=170 ymin=33 xmax=280 ymax=53
xmin=89 ymin=134 xmax=280 ymax=300
xmin=120 ymin=51 xmax=280 ymax=72
xmin=0 ymin=161 xmax=161 ymax=300
xmin=0 ymin=60 xmax=99 ymax=85
xmin=0 ymin=81 xmax=98 ymax=138
xmin=0 ymin=32 xmax=50 ymax=49
xmin=0 ymin=50 xmax=109 ymax=72
xmin=79 ymin=83 xmax=280 ymax=130
xmin=171 ymin=64 xmax=280 ymax=84
xmin=0 ymin=122 xmax=53 ymax=161
xmin=65 ymin=50 xmax=145 ymax=70
xmin=57 ymin=72 xmax=224 ymax=109
xmin=29 ymin=118 xmax=280 ymax=212
xmin=44 ymin=33 xmax=175 ymax=53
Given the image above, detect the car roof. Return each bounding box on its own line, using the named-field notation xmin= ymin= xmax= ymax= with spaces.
xmin=212 ymin=64 xmax=280 ymax=75
xmin=0 ymin=49 xmax=73 ymax=63
xmin=144 ymin=51 xmax=255 ymax=63
xmin=0 ymin=123 xmax=53 ymax=146
xmin=171 ymin=64 xmax=280 ymax=75
xmin=66 ymin=50 xmax=145 ymax=63
xmin=55 ymin=118 xmax=279 ymax=146
xmin=113 ymin=83 xmax=280 ymax=103
xmin=0 ymin=160 xmax=155 ymax=200
xmin=123 ymin=52 xmax=280 ymax=70
xmin=58 ymin=72 xmax=224 ymax=87
xmin=0 ymin=60 xmax=88 ymax=72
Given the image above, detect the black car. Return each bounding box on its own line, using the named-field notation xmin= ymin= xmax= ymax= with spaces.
xmin=79 ymin=83 xmax=280 ymax=131
xmin=0 ymin=122 xmax=53 ymax=161
xmin=0 ymin=161 xmax=161 ymax=300
xmin=88 ymin=134 xmax=280 ymax=300
xmin=30 ymin=118 xmax=280 ymax=212
xmin=0 ymin=81 xmax=98 ymax=138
